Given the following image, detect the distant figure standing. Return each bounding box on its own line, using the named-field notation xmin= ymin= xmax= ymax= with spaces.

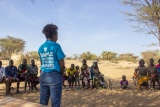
xmin=75 ymin=66 xmax=80 ymax=90
xmin=38 ymin=24 xmax=65 ymax=107
xmin=147 ymin=58 xmax=157 ymax=89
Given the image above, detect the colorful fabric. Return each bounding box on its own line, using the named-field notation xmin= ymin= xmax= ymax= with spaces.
xmin=156 ymin=64 xmax=160 ymax=74
xmin=120 ymin=80 xmax=128 ymax=87
xmin=18 ymin=64 xmax=29 ymax=74
xmin=81 ymin=64 xmax=88 ymax=69
xmin=38 ymin=40 xmax=65 ymax=73
xmin=156 ymin=64 xmax=160 ymax=83
xmin=138 ymin=76 xmax=149 ymax=85
xmin=81 ymin=66 xmax=91 ymax=78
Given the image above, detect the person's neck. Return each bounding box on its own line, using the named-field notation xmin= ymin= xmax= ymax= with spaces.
xmin=9 ymin=65 xmax=13 ymax=68
xmin=70 ymin=68 xmax=73 ymax=71
xmin=140 ymin=65 xmax=144 ymax=67
xmin=47 ymin=38 xmax=56 ymax=42
xmin=22 ymin=64 xmax=26 ymax=66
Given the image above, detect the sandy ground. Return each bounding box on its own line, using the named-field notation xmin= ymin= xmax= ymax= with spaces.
xmin=0 ymin=60 xmax=160 ymax=107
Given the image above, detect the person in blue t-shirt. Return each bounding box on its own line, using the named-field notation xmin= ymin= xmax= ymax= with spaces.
xmin=38 ymin=23 xmax=65 ymax=107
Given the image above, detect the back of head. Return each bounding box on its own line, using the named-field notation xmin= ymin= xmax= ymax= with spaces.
xmin=42 ymin=24 xmax=58 ymax=39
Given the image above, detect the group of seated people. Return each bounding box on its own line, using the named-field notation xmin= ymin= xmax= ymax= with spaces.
xmin=120 ymin=58 xmax=160 ymax=90
xmin=2 ymin=58 xmax=160 ymax=93
xmin=63 ymin=59 xmax=105 ymax=90
xmin=0 ymin=59 xmax=39 ymax=95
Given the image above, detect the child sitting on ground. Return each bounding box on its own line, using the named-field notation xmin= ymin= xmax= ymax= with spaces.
xmin=120 ymin=75 xmax=129 ymax=89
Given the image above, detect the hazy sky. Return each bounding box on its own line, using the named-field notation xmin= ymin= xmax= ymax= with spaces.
xmin=0 ymin=0 xmax=158 ymax=57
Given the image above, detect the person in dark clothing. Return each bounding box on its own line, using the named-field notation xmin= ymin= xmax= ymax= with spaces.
xmin=5 ymin=59 xmax=20 ymax=94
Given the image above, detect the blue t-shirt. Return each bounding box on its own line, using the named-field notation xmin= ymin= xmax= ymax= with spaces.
xmin=5 ymin=66 xmax=17 ymax=78
xmin=38 ymin=40 xmax=65 ymax=73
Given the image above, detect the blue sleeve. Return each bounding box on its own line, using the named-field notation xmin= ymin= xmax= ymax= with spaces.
xmin=56 ymin=44 xmax=65 ymax=61
xmin=5 ymin=67 xmax=9 ymax=78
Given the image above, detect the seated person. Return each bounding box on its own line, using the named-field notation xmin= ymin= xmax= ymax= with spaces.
xmin=28 ymin=59 xmax=39 ymax=90
xmin=136 ymin=59 xmax=149 ymax=90
xmin=80 ymin=59 xmax=91 ymax=89
xmin=0 ymin=60 xmax=5 ymax=84
xmin=120 ymin=75 xmax=128 ymax=89
xmin=75 ymin=66 xmax=80 ymax=90
xmin=18 ymin=59 xmax=30 ymax=92
xmin=5 ymin=59 xmax=20 ymax=94
xmin=66 ymin=64 xmax=76 ymax=90
xmin=91 ymin=61 xmax=104 ymax=88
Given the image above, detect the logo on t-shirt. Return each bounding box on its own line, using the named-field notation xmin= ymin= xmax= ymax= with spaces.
xmin=44 ymin=47 xmax=47 ymax=52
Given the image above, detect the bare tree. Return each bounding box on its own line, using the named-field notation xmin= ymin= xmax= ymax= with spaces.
xmin=141 ymin=50 xmax=160 ymax=64
xmin=122 ymin=0 xmax=160 ymax=46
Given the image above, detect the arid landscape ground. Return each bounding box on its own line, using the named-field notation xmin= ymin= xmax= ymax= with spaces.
xmin=0 ymin=60 xmax=160 ymax=107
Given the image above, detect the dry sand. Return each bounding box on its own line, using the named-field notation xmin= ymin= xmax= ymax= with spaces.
xmin=0 ymin=60 xmax=160 ymax=107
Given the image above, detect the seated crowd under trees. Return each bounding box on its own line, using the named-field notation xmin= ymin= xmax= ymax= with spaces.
xmin=1 ymin=58 xmax=160 ymax=95
xmin=0 ymin=59 xmax=39 ymax=95
xmin=63 ymin=58 xmax=160 ymax=91
xmin=63 ymin=59 xmax=107 ymax=90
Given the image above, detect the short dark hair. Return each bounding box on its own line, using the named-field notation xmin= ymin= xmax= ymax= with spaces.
xmin=23 ymin=59 xmax=27 ymax=61
xmin=42 ymin=24 xmax=58 ymax=39
xmin=150 ymin=58 xmax=154 ymax=60
xmin=139 ymin=59 xmax=144 ymax=64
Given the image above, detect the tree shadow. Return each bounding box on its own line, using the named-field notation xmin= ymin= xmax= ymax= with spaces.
xmin=0 ymin=79 xmax=160 ymax=107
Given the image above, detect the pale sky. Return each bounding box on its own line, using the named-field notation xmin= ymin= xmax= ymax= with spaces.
xmin=0 ymin=0 xmax=158 ymax=57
